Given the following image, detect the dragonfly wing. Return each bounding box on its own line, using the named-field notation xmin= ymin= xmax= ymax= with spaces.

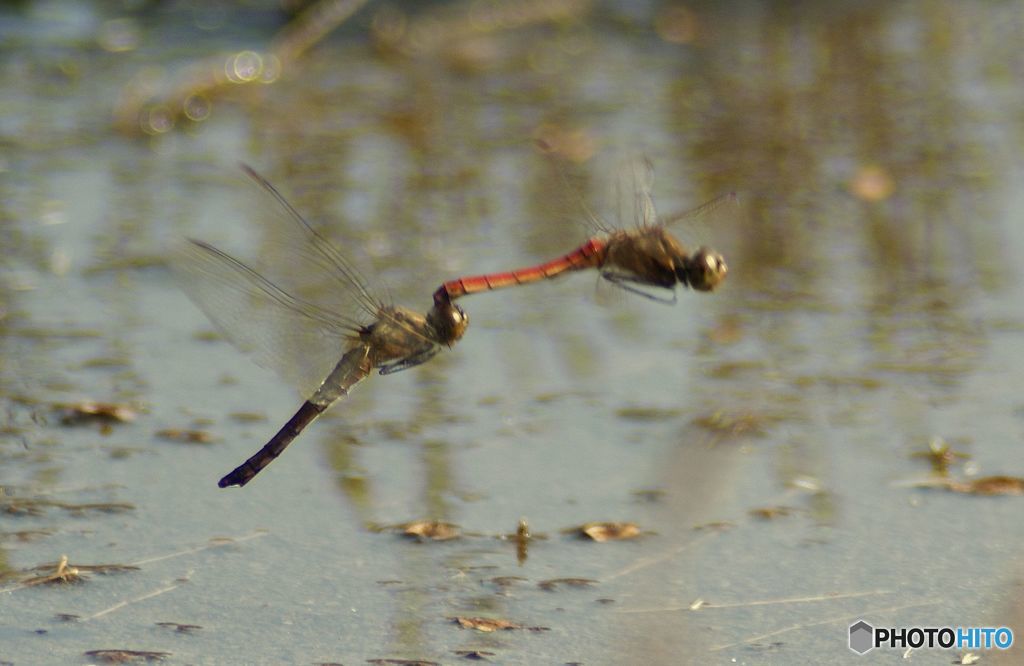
xmin=659 ymin=191 xmax=740 ymax=229
xmin=172 ymin=238 xmax=361 ymax=398
xmin=616 ymin=154 xmax=658 ymax=229
xmin=240 ymin=164 xmax=382 ymax=323
xmin=239 ymin=165 xmax=443 ymax=350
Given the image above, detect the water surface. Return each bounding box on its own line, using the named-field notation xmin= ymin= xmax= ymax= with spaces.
xmin=1 ymin=2 xmax=1022 ymax=664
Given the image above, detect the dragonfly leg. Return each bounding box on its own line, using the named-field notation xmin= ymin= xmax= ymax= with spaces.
xmin=378 ymin=347 xmax=440 ymax=375
xmin=601 ymin=272 xmax=678 ymax=304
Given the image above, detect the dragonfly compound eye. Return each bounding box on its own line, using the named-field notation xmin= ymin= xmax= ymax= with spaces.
xmin=685 ymin=248 xmax=728 ymax=292
xmin=428 ymin=302 xmax=469 ymax=345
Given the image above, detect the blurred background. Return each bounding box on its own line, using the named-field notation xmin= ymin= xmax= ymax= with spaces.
xmin=1 ymin=1 xmax=1022 ymax=663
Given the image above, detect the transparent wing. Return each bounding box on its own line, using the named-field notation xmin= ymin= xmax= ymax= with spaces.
xmin=659 ymin=191 xmax=740 ymax=228
xmin=615 ymin=154 xmax=658 ymax=229
xmin=236 ymin=165 xmax=439 ymax=350
xmin=239 ymin=164 xmax=381 ymax=323
xmin=533 ymin=148 xmax=614 ymax=237
xmin=172 ymin=238 xmax=361 ymax=398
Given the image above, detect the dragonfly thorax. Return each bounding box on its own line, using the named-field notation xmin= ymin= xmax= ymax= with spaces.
xmin=605 ymin=227 xmax=680 ymax=289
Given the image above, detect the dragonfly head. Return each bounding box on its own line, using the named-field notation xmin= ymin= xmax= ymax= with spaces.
xmin=679 ymin=247 xmax=728 ymax=292
xmin=427 ymin=300 xmax=469 ymax=346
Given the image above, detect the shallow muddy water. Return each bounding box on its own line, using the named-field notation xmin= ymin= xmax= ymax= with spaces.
xmin=1 ymin=1 xmax=1023 ymax=664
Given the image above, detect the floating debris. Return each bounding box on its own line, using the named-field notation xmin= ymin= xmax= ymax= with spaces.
xmin=401 ymin=520 xmax=461 ymax=541
xmin=82 ymin=650 xmax=170 ymax=663
xmin=0 ymin=496 xmax=134 ymax=517
xmin=691 ymin=410 xmax=770 ymax=439
xmin=915 ymin=475 xmax=1024 ymax=496
xmin=693 ymin=521 xmax=736 ymax=532
xmin=58 ymin=400 xmax=137 ymax=425
xmin=571 ymin=521 xmax=641 ymax=542
xmin=496 ymin=518 xmax=543 ymax=564
xmin=631 ymin=489 xmax=666 ymax=503
xmin=229 ymin=411 xmax=267 ymax=423
xmin=537 ymin=577 xmax=597 ymax=591
xmin=486 ymin=575 xmax=528 ymax=590
xmin=615 ymin=406 xmax=682 ymax=422
xmin=791 ymin=374 xmax=883 ymax=390
xmin=910 ymin=436 xmax=970 ymax=474
xmin=9 ymin=556 xmax=141 ymax=587
xmin=154 ymin=428 xmax=219 ymax=445
xmin=21 ymin=556 xmax=83 ymax=587
xmin=366 ymin=660 xmax=439 ymax=666
xmin=107 ymin=446 xmax=146 ymax=459
xmin=1 ymin=528 xmax=53 ymax=542
xmin=451 ymin=616 xmax=548 ymax=633
xmin=453 ymin=650 xmax=496 ymax=660
xmin=749 ymin=506 xmax=795 ymax=520
xmin=155 ymin=622 xmax=202 ymax=633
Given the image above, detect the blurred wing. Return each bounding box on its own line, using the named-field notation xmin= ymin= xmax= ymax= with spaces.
xmin=240 ymin=164 xmax=381 ymax=322
xmin=237 ymin=165 xmax=437 ymax=349
xmin=172 ymin=238 xmax=360 ymax=398
xmin=659 ymin=191 xmax=740 ymax=228
xmin=616 ymin=155 xmax=658 ymax=229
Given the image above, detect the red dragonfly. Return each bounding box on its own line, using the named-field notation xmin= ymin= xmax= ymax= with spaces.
xmin=433 ymin=157 xmax=732 ymax=306
xmin=175 ymin=166 xmax=468 ymax=488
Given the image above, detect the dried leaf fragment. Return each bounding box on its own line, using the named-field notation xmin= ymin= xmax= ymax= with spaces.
xmin=452 ymin=614 xmax=552 ymax=631
xmin=487 ymin=575 xmax=528 ymax=589
xmin=402 ymin=520 xmax=461 ymax=541
xmin=450 ymin=616 xmax=550 ymax=633
xmin=690 ymin=410 xmax=769 ymax=438
xmin=454 ymin=650 xmax=496 ymax=660
xmin=82 ymin=649 xmax=170 ymax=663
xmin=452 ymin=616 xmax=521 ymax=632
xmin=23 ymin=555 xmax=83 ymax=586
xmin=749 ymin=506 xmax=794 ymax=520
xmin=955 ymin=476 xmax=1024 ymax=496
xmin=155 ymin=428 xmax=219 ymax=444
xmin=911 ymin=475 xmax=1024 ymax=496
xmin=615 ymin=406 xmax=681 ymax=422
xmin=155 ymin=622 xmax=201 ymax=633
xmin=575 ymin=522 xmax=641 ymax=542
xmin=59 ymin=400 xmax=137 ymax=425
xmin=537 ymin=577 xmax=597 ymax=591
xmin=693 ymin=521 xmax=736 ymax=532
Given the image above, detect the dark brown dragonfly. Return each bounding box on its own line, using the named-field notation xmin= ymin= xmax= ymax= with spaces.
xmin=175 ymin=166 xmax=468 ymax=488
xmin=434 ymin=156 xmax=732 ymax=306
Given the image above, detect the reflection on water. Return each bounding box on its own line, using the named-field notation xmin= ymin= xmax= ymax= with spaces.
xmin=1 ymin=1 xmax=1023 ymax=663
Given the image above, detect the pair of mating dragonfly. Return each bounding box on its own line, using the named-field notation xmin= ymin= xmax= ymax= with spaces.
xmin=179 ymin=163 xmax=732 ymax=488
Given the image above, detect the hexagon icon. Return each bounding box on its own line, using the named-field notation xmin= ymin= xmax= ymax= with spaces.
xmin=849 ymin=620 xmax=874 ymax=654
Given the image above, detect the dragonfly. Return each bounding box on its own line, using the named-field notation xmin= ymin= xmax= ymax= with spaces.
xmin=433 ymin=157 xmax=732 ymax=306
xmin=175 ymin=165 xmax=468 ymax=488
